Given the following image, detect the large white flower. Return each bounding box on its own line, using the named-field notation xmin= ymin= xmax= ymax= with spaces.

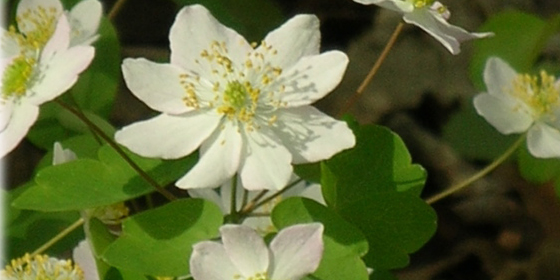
xmin=353 ymin=0 xmax=493 ymax=54
xmin=188 ymin=176 xmax=325 ymax=234
xmin=115 ymin=5 xmax=355 ymax=191
xmin=0 ymin=0 xmax=102 ymax=158
xmin=473 ymin=57 xmax=560 ymax=158
xmin=190 ymin=223 xmax=324 ymax=280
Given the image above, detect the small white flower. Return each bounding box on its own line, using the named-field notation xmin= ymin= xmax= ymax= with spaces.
xmin=115 ymin=5 xmax=355 ymax=191
xmin=188 ymin=176 xmax=325 ymax=234
xmin=0 ymin=0 xmax=102 ymax=158
xmin=353 ymin=0 xmax=493 ymax=54
xmin=1 ymin=253 xmax=84 ymax=280
xmin=473 ymin=57 xmax=560 ymax=158
xmin=190 ymin=223 xmax=324 ymax=280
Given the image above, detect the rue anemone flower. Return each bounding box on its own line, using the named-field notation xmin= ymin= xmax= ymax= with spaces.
xmin=474 ymin=57 xmax=560 ymax=158
xmin=115 ymin=5 xmax=355 ymax=190
xmin=190 ymin=223 xmax=324 ymax=280
xmin=0 ymin=0 xmax=101 ymax=157
xmin=352 ymin=0 xmax=493 ymax=54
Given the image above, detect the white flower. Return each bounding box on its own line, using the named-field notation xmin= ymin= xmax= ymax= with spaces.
xmin=188 ymin=176 xmax=325 ymax=234
xmin=0 ymin=0 xmax=101 ymax=158
xmin=1 ymin=253 xmax=84 ymax=280
xmin=353 ymin=0 xmax=493 ymax=54
xmin=473 ymin=57 xmax=560 ymax=158
xmin=190 ymin=223 xmax=324 ymax=280
xmin=115 ymin=5 xmax=355 ymax=191
xmin=73 ymin=240 xmax=99 ymax=280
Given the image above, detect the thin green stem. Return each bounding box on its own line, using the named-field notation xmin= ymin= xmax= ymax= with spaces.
xmin=108 ymin=0 xmax=128 ymax=20
xmin=240 ymin=190 xmax=268 ymax=214
xmin=337 ymin=22 xmax=405 ymax=118
xmin=31 ymin=218 xmax=85 ymax=257
xmin=426 ymin=134 xmax=526 ymax=205
xmin=241 ymin=178 xmax=303 ymax=215
xmin=56 ymin=100 xmax=177 ymax=201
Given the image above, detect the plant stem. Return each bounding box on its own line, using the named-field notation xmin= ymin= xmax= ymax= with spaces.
xmin=426 ymin=135 xmax=525 ymax=204
xmin=108 ymin=0 xmax=128 ymax=20
xmin=241 ymin=178 xmax=303 ymax=215
xmin=337 ymin=22 xmax=405 ymax=118
xmin=30 ymin=218 xmax=85 ymax=257
xmin=56 ymin=100 xmax=176 ymax=201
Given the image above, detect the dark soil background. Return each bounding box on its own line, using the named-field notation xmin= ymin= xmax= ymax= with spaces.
xmin=6 ymin=0 xmax=560 ymax=279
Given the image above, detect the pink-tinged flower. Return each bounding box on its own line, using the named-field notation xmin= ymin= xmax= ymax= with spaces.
xmin=115 ymin=5 xmax=355 ymax=191
xmin=1 ymin=0 xmax=101 ymax=157
xmin=474 ymin=57 xmax=560 ymax=158
xmin=190 ymin=223 xmax=324 ymax=280
xmin=353 ymin=0 xmax=493 ymax=54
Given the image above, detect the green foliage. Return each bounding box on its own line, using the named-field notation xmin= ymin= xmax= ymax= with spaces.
xmin=517 ymin=144 xmax=560 ymax=184
xmin=171 ymin=0 xmax=285 ymax=42
xmin=5 ymin=186 xmax=83 ymax=260
xmin=102 ymin=199 xmax=223 ymax=277
xmin=12 ymin=145 xmax=198 ymax=211
xmin=272 ymin=197 xmax=369 ymax=280
xmin=469 ymin=11 xmax=560 ymax=90
xmin=443 ymin=102 xmax=519 ymax=161
xmin=322 ymin=123 xmax=436 ymax=269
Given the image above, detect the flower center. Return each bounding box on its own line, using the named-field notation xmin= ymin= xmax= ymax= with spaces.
xmin=179 ymin=40 xmax=286 ymax=131
xmin=233 ymin=272 xmax=269 ymax=280
xmin=509 ymin=71 xmax=560 ymax=118
xmin=412 ymin=0 xmax=435 ymax=8
xmin=1 ymin=5 xmax=59 ymax=101
xmin=1 ymin=253 xmax=84 ymax=280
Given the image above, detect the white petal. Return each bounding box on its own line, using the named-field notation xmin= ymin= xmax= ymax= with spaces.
xmin=278 ymin=51 xmax=348 ymax=107
xmin=169 ymin=5 xmax=251 ymax=72
xmin=41 ymin=14 xmax=71 ymax=61
xmin=473 ymin=93 xmax=534 ymax=134
xmin=273 ymin=106 xmax=355 ymax=164
xmin=72 ymin=240 xmax=99 ymax=280
xmin=403 ymin=9 xmax=491 ymax=55
xmin=122 ymin=58 xmax=193 ymax=114
xmin=190 ymin=241 xmax=241 ymax=280
xmin=115 ymin=112 xmax=220 ymax=159
xmin=240 ymin=128 xmax=292 ymax=190
xmin=483 ymin=57 xmax=518 ymax=97
xmin=352 ymin=0 xmax=414 ymax=13
xmin=27 ymin=45 xmax=94 ymax=105
xmin=261 ymin=14 xmax=320 ymax=69
xmin=269 ymin=223 xmax=324 ymax=280
xmin=176 ymin=121 xmax=242 ymax=189
xmin=187 ymin=188 xmax=227 ymax=214
xmin=68 ymin=0 xmax=102 ymax=46
xmin=220 ymin=224 xmax=269 ymax=277
xmin=52 ymin=142 xmax=77 ymax=165
xmin=0 ymin=102 xmax=39 ymax=158
xmin=527 ymin=122 xmax=560 ymax=158
xmin=16 ymin=0 xmax=63 ymax=35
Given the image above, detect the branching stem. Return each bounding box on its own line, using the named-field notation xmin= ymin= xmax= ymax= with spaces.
xmin=31 ymin=218 xmax=85 ymax=257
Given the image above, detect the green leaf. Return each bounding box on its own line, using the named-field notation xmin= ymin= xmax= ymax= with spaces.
xmin=272 ymin=197 xmax=369 ymax=280
xmin=470 ymin=11 xmax=560 ymax=90
xmin=323 ymin=124 xmax=436 ymax=269
xmin=517 ymin=144 xmax=560 ymax=184
xmin=442 ymin=102 xmax=519 ymax=161
xmin=6 ymin=185 xmax=83 ymax=260
xmin=370 ymin=270 xmax=397 ymax=280
xmin=171 ymin=0 xmax=285 ymax=42
xmin=294 ymin=162 xmax=322 ymax=184
xmin=12 ymin=145 xmax=198 ymax=211
xmin=69 ymin=16 xmax=121 ymax=117
xmin=102 ymin=199 xmax=222 ymax=277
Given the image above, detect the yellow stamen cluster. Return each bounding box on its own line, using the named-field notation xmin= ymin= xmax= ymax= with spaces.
xmin=2 ymin=5 xmax=60 ymax=100
xmin=510 ymin=71 xmax=560 ymax=118
xmin=1 ymin=253 xmax=84 ymax=280
xmin=178 ymin=40 xmax=287 ymax=131
xmin=233 ymin=272 xmax=269 ymax=280
xmin=412 ymin=0 xmax=435 ymax=8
